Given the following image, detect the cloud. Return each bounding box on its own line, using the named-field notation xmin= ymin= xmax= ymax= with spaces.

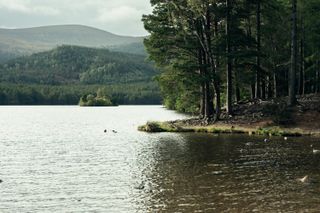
xmin=97 ymin=6 xmax=142 ymax=23
xmin=0 ymin=0 xmax=60 ymax=16
xmin=0 ymin=0 xmax=29 ymax=13
xmin=0 ymin=0 xmax=152 ymax=36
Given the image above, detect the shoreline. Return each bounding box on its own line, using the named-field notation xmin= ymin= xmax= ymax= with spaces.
xmin=138 ymin=120 xmax=320 ymax=137
xmin=139 ymin=95 xmax=320 ymax=137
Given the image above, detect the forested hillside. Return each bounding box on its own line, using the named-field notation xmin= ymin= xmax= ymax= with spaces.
xmin=0 ymin=45 xmax=157 ymax=85
xmin=0 ymin=25 xmax=146 ymax=62
xmin=0 ymin=45 xmax=160 ymax=105
xmin=143 ymin=0 xmax=320 ymax=118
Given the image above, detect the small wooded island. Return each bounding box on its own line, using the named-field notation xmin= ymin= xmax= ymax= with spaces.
xmin=79 ymin=88 xmax=117 ymax=107
xmin=139 ymin=0 xmax=320 ymax=137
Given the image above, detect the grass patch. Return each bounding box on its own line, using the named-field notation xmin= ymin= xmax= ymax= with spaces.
xmin=138 ymin=121 xmax=191 ymax=133
xmin=256 ymin=127 xmax=303 ymax=137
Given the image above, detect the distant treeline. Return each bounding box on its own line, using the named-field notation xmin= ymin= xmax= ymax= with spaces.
xmin=0 ymin=83 xmax=161 ymax=105
xmin=0 ymin=45 xmax=161 ymax=105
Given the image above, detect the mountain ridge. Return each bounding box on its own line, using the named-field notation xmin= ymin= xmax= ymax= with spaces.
xmin=0 ymin=24 xmax=144 ymax=38
xmin=0 ymin=24 xmax=147 ymax=62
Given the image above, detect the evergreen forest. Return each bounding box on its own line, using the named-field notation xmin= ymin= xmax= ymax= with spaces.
xmin=143 ymin=0 xmax=320 ymax=118
xmin=0 ymin=45 xmax=161 ymax=105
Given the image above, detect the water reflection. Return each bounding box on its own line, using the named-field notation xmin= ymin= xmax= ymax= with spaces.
xmin=137 ymin=134 xmax=320 ymax=212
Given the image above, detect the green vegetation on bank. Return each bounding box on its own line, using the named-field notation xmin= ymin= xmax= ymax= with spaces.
xmin=138 ymin=121 xmax=315 ymax=137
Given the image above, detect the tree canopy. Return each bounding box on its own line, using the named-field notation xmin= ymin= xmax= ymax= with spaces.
xmin=143 ymin=0 xmax=320 ymax=117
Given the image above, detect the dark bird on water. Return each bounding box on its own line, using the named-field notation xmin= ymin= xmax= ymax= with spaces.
xmin=112 ymin=130 xmax=118 ymax=133
xmin=0 ymin=179 xmax=3 ymax=183
xmin=135 ymin=181 xmax=145 ymax=190
xmin=104 ymin=129 xmax=107 ymax=133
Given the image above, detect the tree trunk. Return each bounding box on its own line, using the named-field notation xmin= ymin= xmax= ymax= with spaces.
xmin=261 ymin=76 xmax=266 ymax=99
xmin=195 ymin=17 xmax=214 ymax=120
xmin=213 ymin=20 xmax=221 ymax=121
xmin=199 ymin=50 xmax=205 ymax=117
xmin=266 ymin=75 xmax=271 ymax=99
xmin=298 ymin=38 xmax=304 ymax=95
xmin=298 ymin=17 xmax=305 ymax=96
xmin=289 ymin=0 xmax=298 ymax=105
xmin=235 ymin=66 xmax=241 ymax=103
xmin=255 ymin=0 xmax=261 ymax=99
xmin=315 ymin=60 xmax=320 ymax=93
xmin=214 ymin=84 xmax=221 ymax=121
xmin=273 ymin=69 xmax=278 ymax=98
xmin=204 ymin=81 xmax=213 ymax=118
xmin=200 ymin=84 xmax=205 ymax=117
xmin=251 ymin=84 xmax=255 ymax=99
xmin=226 ymin=0 xmax=233 ymax=114
xmin=202 ymin=50 xmax=213 ymax=119
xmin=246 ymin=17 xmax=255 ymax=99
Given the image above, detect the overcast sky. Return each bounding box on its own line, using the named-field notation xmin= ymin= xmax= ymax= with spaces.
xmin=0 ymin=0 xmax=153 ymax=36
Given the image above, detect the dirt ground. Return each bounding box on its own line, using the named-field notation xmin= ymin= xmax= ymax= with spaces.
xmin=174 ymin=93 xmax=320 ymax=132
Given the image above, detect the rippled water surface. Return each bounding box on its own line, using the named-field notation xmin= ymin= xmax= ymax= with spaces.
xmin=0 ymin=106 xmax=320 ymax=212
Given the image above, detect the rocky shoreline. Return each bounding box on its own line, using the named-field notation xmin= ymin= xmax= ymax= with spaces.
xmin=139 ymin=94 xmax=320 ymax=137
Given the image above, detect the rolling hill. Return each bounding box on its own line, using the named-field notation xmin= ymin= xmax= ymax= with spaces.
xmin=0 ymin=45 xmax=161 ymax=105
xmin=0 ymin=25 xmax=146 ymax=62
xmin=0 ymin=45 xmax=156 ymax=85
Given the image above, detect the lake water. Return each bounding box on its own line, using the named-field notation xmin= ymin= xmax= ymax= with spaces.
xmin=0 ymin=106 xmax=319 ymax=212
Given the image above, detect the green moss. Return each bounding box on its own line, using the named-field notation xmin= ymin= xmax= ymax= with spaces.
xmin=138 ymin=121 xmax=191 ymax=132
xmin=256 ymin=127 xmax=284 ymax=136
xmin=255 ymin=127 xmax=303 ymax=137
